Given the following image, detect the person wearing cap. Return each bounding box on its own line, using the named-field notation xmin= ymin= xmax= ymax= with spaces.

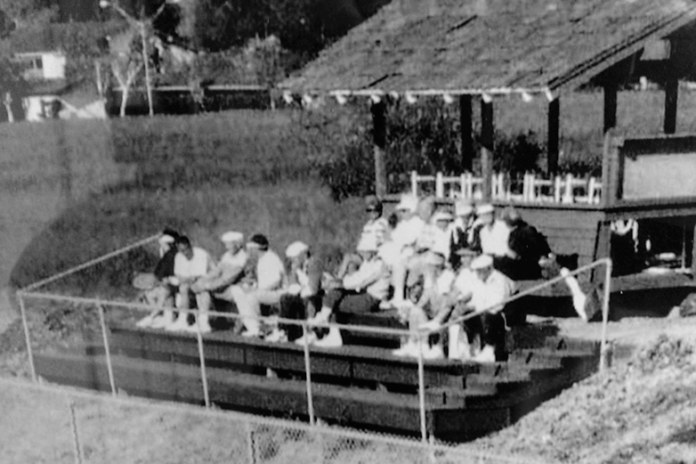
xmin=301 ymin=234 xmax=390 ymax=348
xmin=449 ymin=200 xmax=477 ymax=271
xmin=184 ymin=231 xmax=249 ymax=333
xmin=229 ymin=234 xmax=288 ymax=338
xmin=453 ymin=254 xmax=516 ymax=363
xmin=336 ymin=196 xmax=390 ymax=280
xmin=472 ymin=203 xmax=513 ymax=259
xmin=265 ymin=241 xmax=324 ymax=343
xmin=136 ymin=228 xmax=181 ymax=329
xmin=380 ymin=194 xmax=426 ymax=305
xmin=166 ymin=236 xmax=214 ymax=332
xmin=392 ymin=246 xmax=456 ymax=360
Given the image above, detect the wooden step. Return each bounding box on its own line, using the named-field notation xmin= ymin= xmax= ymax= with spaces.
xmin=33 ymin=350 xmax=506 ymax=441
xmin=108 ymin=326 xmax=480 ymax=390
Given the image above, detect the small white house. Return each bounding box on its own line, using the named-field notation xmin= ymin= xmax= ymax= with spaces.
xmin=13 ymin=51 xmax=67 ymax=80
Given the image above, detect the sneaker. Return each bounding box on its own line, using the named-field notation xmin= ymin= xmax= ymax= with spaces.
xmin=265 ymin=329 xmax=288 ymax=343
xmin=294 ymin=331 xmax=318 ymax=346
xmin=392 ymin=341 xmax=418 ymax=357
xmin=150 ymin=311 xmax=174 ymax=329
xmin=165 ymin=316 xmax=191 ymax=332
xmin=473 ymin=345 xmax=496 ymax=363
xmin=241 ymin=329 xmax=261 ymax=338
xmin=423 ymin=344 xmax=444 ymax=360
xmin=308 ymin=307 xmax=332 ymax=326
xmin=379 ymin=300 xmax=393 ymax=310
xmin=313 ymin=327 xmax=343 ymax=348
xmin=183 ymin=321 xmax=212 ymax=334
xmin=136 ymin=312 xmax=158 ymax=328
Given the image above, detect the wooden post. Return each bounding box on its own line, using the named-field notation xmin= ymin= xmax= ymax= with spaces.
xmin=371 ymin=100 xmax=388 ymax=197
xmin=603 ymin=83 xmax=617 ymax=133
xmin=547 ymin=98 xmax=560 ymax=175
xmin=691 ymin=222 xmax=696 ymax=278
xmin=664 ymin=78 xmax=678 ymax=134
xmin=480 ymin=97 xmax=494 ymax=201
xmin=459 ymin=95 xmax=473 ymax=172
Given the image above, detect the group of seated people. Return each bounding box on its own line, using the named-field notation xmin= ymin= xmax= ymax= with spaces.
xmin=134 ymin=194 xmax=590 ymax=363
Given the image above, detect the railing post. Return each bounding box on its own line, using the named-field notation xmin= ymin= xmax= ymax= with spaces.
xmin=194 ymin=313 xmax=211 ymax=408
xmin=69 ymin=401 xmax=85 ymax=464
xmin=599 ymin=259 xmax=613 ymax=372
xmin=417 ymin=333 xmax=427 ymax=443
xmin=302 ymin=322 xmax=316 ymax=425
xmin=97 ymin=302 xmax=117 ymax=396
xmin=246 ymin=420 xmax=256 ymax=464
xmin=17 ymin=291 xmax=37 ymax=382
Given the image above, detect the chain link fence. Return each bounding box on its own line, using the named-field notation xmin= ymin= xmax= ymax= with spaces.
xmin=0 ymin=378 xmax=543 ymax=464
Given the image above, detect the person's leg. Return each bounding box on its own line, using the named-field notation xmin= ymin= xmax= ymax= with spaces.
xmin=278 ymin=294 xmax=306 ymax=341
xmin=167 ymin=283 xmax=193 ymax=330
xmin=191 ymin=291 xmax=213 ymax=333
xmin=228 ymin=286 xmax=261 ymax=336
xmin=311 ymin=288 xmax=345 ymax=325
xmin=477 ymin=312 xmax=505 ymax=362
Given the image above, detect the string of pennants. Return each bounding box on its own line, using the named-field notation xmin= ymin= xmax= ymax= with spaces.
xmin=281 ymin=88 xmax=557 ymax=107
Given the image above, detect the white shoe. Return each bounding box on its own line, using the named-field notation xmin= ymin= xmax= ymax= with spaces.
xmin=313 ymin=327 xmax=343 ymax=348
xmin=473 ymin=345 xmax=496 ymax=363
xmin=379 ymin=300 xmax=393 ymax=310
xmin=424 ymin=344 xmax=444 ymax=360
xmin=165 ymin=315 xmax=191 ymax=332
xmin=308 ymin=307 xmax=330 ymax=326
xmin=241 ymin=329 xmax=261 ymax=338
xmin=184 ymin=321 xmax=212 ymax=334
xmin=136 ymin=312 xmax=158 ymax=328
xmin=392 ymin=340 xmax=418 ymax=357
xmin=294 ymin=331 xmax=318 ymax=346
xmin=265 ymin=329 xmax=288 ymax=343
xmin=150 ymin=311 xmax=174 ymax=329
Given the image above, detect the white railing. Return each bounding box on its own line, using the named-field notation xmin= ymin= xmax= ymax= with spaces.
xmin=411 ymin=170 xmax=602 ymax=204
xmin=15 ymin=236 xmax=612 ymax=454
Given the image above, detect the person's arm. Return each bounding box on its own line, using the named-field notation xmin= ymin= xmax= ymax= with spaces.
xmin=301 ymin=258 xmax=323 ymax=298
xmin=343 ymin=260 xmax=384 ymax=291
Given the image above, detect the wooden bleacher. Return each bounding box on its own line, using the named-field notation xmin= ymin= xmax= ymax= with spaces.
xmin=34 ymin=320 xmax=600 ymax=443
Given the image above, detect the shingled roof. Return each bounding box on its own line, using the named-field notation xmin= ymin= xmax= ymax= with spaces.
xmin=282 ymin=0 xmax=696 ymax=97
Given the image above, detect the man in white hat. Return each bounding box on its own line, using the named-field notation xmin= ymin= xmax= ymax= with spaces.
xmin=166 ymin=236 xmax=214 ymax=332
xmin=185 ymin=231 xmax=248 ymax=333
xmin=380 ymin=194 xmax=426 ymax=306
xmin=393 ymin=245 xmax=456 ymax=360
xmin=265 ymin=241 xmax=324 ymax=343
xmin=136 ymin=228 xmax=180 ymax=329
xmin=449 ymin=199 xmax=476 ymax=270
xmin=473 ymin=203 xmax=513 ymax=259
xmin=301 ymin=234 xmax=390 ymax=348
xmin=458 ymin=254 xmax=516 ymax=363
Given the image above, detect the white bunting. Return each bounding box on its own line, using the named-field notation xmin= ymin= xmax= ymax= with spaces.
xmin=443 ymin=93 xmax=455 ymax=104
xmin=521 ymin=91 xmax=533 ymax=103
xmin=389 ymin=91 xmax=400 ymax=100
xmin=405 ymin=92 xmax=417 ymax=104
xmin=302 ymin=94 xmax=314 ymax=106
xmin=370 ymin=94 xmax=382 ymax=104
xmin=482 ymin=93 xmax=493 ymax=103
xmin=545 ymin=88 xmax=556 ymax=102
xmin=335 ymin=92 xmax=348 ymax=105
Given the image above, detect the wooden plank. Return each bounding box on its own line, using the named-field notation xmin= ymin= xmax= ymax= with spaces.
xmin=108 ymin=327 xmax=476 ymax=389
xmin=371 ymin=101 xmax=387 ymax=197
xmin=460 ymin=95 xmax=473 ymax=171
xmin=664 ymin=78 xmax=678 ymax=134
xmin=547 ymin=98 xmax=560 ymax=174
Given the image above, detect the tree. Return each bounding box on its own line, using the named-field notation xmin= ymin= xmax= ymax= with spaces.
xmin=105 ymin=27 xmax=143 ymax=117
xmin=0 ymin=57 xmax=28 ymax=122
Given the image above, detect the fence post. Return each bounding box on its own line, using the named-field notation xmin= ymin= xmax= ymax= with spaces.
xmin=97 ymin=303 xmax=117 ymax=396
xmin=69 ymin=401 xmax=85 ymax=464
xmin=194 ymin=316 xmax=211 ymax=408
xmin=417 ymin=333 xmax=427 ymax=443
xmin=302 ymin=322 xmax=316 ymax=426
xmin=17 ymin=291 xmax=37 ymax=382
xmin=245 ymin=420 xmax=256 ymax=464
xmin=599 ymin=259 xmax=613 ymax=372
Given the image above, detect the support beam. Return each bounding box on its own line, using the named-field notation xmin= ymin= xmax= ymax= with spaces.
xmin=547 ymin=98 xmax=560 ymax=175
xmin=603 ymin=84 xmax=617 ymax=133
xmin=664 ymin=78 xmax=678 ymax=134
xmin=480 ymin=98 xmax=494 ymax=201
xmin=371 ymin=101 xmax=388 ymax=197
xmin=459 ymin=95 xmax=473 ymax=172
